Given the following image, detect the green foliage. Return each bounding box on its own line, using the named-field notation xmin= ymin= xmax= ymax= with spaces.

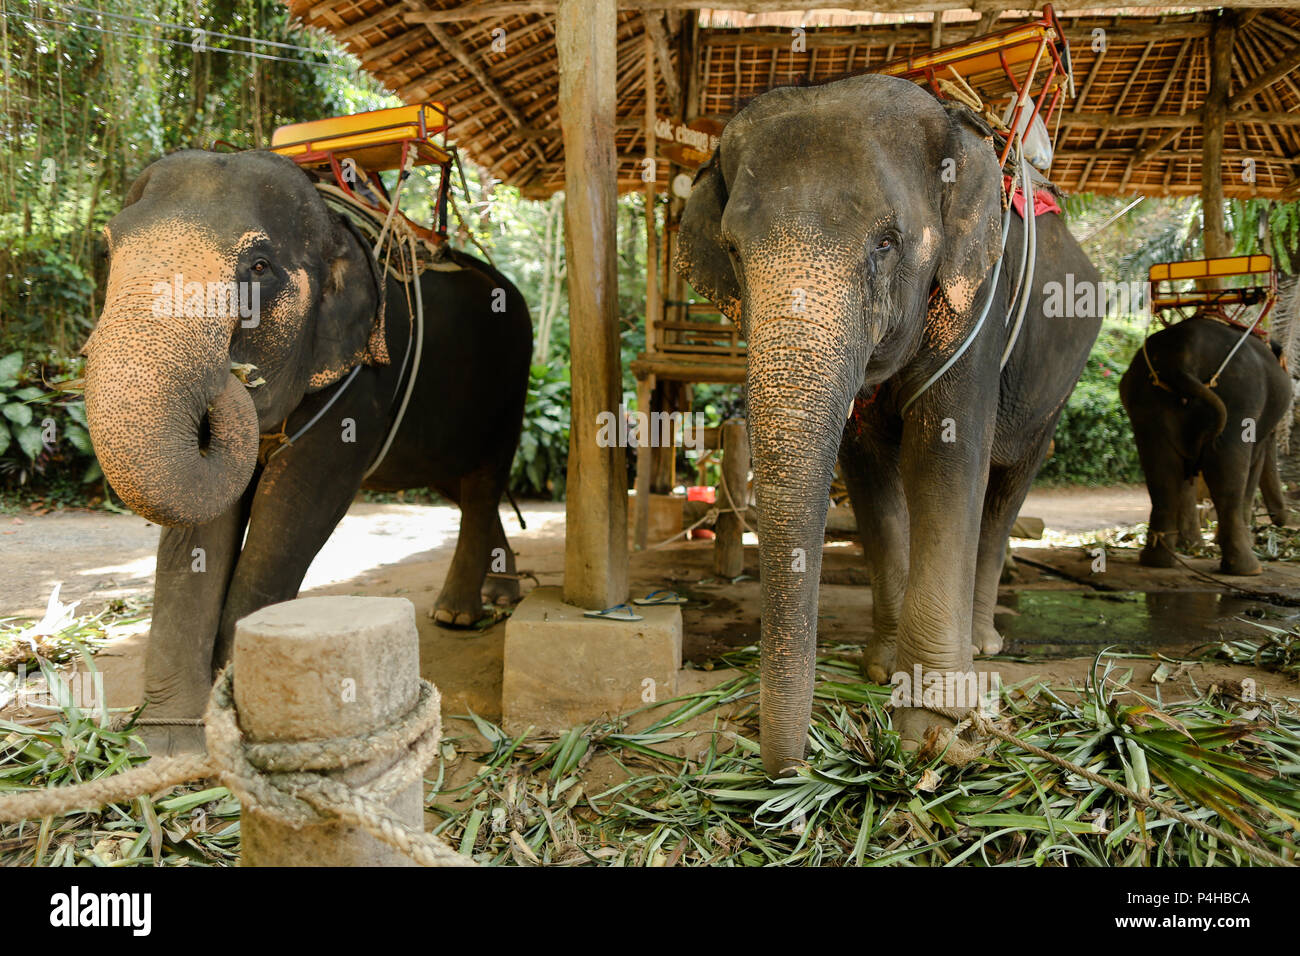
xmin=0 ymin=0 xmax=364 ymax=355
xmin=0 ymin=351 xmax=99 ymax=503
xmin=510 ymin=364 xmax=571 ymax=500
xmin=1037 ymin=321 xmax=1145 ymax=486
xmin=1228 ymin=198 xmax=1300 ymax=272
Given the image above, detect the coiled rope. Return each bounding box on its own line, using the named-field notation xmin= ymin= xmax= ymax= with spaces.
xmin=0 ymin=669 xmax=473 ymax=868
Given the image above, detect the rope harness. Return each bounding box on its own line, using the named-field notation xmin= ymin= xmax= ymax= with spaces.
xmin=259 ymin=181 xmax=463 ymax=478
xmin=1142 ymin=308 xmax=1275 ymax=396
xmin=893 ymin=126 xmax=1043 ymax=416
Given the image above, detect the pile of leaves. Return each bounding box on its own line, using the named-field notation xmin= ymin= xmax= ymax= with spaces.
xmin=1198 ymin=618 xmax=1300 ymax=681
xmin=0 ymin=596 xmax=148 ymax=673
xmin=0 ymin=658 xmax=239 ymax=866
xmin=431 ymin=651 xmax=1299 ymax=866
xmin=2 ymin=642 xmax=1297 ymax=867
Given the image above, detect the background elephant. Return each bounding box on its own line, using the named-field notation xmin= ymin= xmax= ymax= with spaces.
xmin=1120 ymin=317 xmax=1291 ymax=574
xmin=674 ymin=74 xmax=1101 ymax=776
xmin=83 ymin=149 xmax=532 ymax=751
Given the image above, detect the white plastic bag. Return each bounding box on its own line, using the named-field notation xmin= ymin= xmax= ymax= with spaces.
xmin=1002 ymin=96 xmax=1053 ymax=171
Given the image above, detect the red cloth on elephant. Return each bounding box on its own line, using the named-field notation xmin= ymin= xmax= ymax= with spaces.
xmin=1002 ymin=175 xmax=1061 ymax=219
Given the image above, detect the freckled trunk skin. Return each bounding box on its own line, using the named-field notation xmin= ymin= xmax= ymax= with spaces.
xmin=83 ymin=269 xmax=259 ymax=528
xmin=746 ymin=266 xmax=861 ymax=776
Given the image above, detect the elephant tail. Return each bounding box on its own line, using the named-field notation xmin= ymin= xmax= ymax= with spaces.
xmin=506 ymin=487 xmax=527 ymax=531
xmin=1170 ymin=368 xmax=1228 ymax=475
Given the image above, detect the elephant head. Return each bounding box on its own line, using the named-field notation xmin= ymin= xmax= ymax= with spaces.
xmin=83 ymin=150 xmax=382 ymax=527
xmin=674 ymin=75 xmax=1004 ymax=776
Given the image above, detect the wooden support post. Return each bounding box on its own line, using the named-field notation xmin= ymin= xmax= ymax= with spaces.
xmin=714 ymin=418 xmax=750 ymax=578
xmin=1202 ymin=10 xmax=1238 ymax=260
xmin=644 ymin=22 xmax=661 ymax=359
xmin=235 ymin=596 xmax=427 ymax=866
xmin=634 ymin=373 xmax=655 ymax=549
xmin=634 ymin=18 xmax=661 ymax=552
xmin=559 ymin=0 xmax=628 ymax=609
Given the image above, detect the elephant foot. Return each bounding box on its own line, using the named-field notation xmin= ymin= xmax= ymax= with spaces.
xmin=431 ymin=603 xmax=484 ymax=629
xmin=1270 ymin=510 xmax=1292 ymax=529
xmin=894 ymin=706 xmax=958 ymax=753
xmin=973 ymin=621 xmax=1003 ymax=657
xmin=1219 ymin=553 xmax=1263 ymax=576
xmin=432 ymin=580 xmax=488 ymax=628
xmin=1139 ymin=544 xmax=1176 ymax=568
xmin=860 ymin=640 xmax=895 ymax=685
xmin=481 ymin=572 xmax=522 ymax=607
xmin=135 ymin=721 xmax=206 ymax=757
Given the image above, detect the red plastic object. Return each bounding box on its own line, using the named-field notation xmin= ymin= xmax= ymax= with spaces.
xmin=687 ymin=487 xmax=716 ymax=540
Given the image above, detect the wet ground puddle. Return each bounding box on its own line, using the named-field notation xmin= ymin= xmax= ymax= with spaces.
xmin=995 ymin=590 xmax=1300 ymax=658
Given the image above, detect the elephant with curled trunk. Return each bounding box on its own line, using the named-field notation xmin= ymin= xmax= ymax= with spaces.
xmin=83 ymin=149 xmax=532 ymax=752
xmin=1120 ymin=317 xmax=1291 ymax=575
xmin=674 ymin=74 xmax=1102 ymax=776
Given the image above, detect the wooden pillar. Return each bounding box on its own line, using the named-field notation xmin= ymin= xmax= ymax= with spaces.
xmin=1201 ymin=10 xmax=1238 ymax=260
xmin=558 ymin=0 xmax=627 ymax=610
xmin=636 ymin=19 xmax=661 ymax=551
xmin=634 ymin=374 xmax=655 ymax=549
xmin=644 ymin=24 xmax=661 ymax=357
xmin=714 ymin=419 xmax=750 ymax=578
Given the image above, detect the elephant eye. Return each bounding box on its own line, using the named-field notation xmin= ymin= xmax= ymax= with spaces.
xmin=251 ymin=258 xmax=271 ymax=276
xmin=875 ymin=236 xmax=894 ymax=253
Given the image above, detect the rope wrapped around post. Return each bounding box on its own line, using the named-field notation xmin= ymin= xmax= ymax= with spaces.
xmin=0 ymin=671 xmax=473 ymax=868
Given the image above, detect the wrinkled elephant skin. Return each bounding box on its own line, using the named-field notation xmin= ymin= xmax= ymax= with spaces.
xmin=1120 ymin=317 xmax=1291 ymax=575
xmin=675 ymin=75 xmax=1103 ymax=775
xmin=84 ymin=150 xmax=532 ymax=752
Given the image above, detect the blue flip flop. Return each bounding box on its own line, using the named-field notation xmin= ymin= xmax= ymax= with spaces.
xmin=632 ymin=590 xmax=689 ymax=606
xmin=583 ymin=603 xmax=644 ymax=622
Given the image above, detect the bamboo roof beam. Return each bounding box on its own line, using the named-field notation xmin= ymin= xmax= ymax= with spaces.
xmin=405 ymin=1 xmax=550 ymax=164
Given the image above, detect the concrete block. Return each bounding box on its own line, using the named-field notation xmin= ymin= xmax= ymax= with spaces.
xmin=503 ymin=586 xmax=682 ymax=734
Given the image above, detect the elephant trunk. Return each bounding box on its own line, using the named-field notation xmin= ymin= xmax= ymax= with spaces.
xmin=83 ymin=270 xmax=259 ymax=528
xmin=746 ymin=269 xmax=864 ymax=777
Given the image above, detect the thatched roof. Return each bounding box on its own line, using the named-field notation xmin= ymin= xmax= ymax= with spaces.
xmin=287 ymin=2 xmax=1300 ymax=200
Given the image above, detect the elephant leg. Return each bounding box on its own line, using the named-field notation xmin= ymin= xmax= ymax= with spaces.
xmin=140 ymin=500 xmax=246 ymax=755
xmin=433 ymin=465 xmax=506 ymax=628
xmin=480 ymin=507 xmax=522 ymax=606
xmin=212 ymin=385 xmax=386 ymax=666
xmin=213 ymin=454 xmax=363 ymax=669
xmin=972 ymin=442 xmax=1050 ymax=660
xmin=840 ymin=424 xmax=908 ymax=685
xmin=892 ymin=403 xmax=994 ymax=751
xmin=1134 ymin=436 xmax=1184 ymax=568
xmin=1261 ymin=438 xmax=1291 ymax=527
xmin=1176 ymin=477 xmax=1202 ymax=550
xmin=1204 ymin=441 xmax=1261 ymax=575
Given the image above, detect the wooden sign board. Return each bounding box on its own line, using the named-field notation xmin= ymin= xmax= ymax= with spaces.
xmin=655 ymin=116 xmax=723 ymax=168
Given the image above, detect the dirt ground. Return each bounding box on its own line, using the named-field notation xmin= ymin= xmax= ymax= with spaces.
xmin=3 ymin=484 xmax=1299 ymax=733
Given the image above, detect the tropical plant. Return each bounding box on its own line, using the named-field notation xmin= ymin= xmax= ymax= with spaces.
xmin=510 ymin=363 xmax=571 ymax=500
xmin=1038 ymin=321 xmax=1146 ymax=485
xmin=0 ymin=352 xmax=98 ymax=497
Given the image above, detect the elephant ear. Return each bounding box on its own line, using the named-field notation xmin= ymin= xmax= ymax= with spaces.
xmin=935 ymin=103 xmax=1004 ymax=316
xmin=674 ymin=153 xmax=742 ymax=322
xmin=306 ymin=214 xmax=387 ymax=391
